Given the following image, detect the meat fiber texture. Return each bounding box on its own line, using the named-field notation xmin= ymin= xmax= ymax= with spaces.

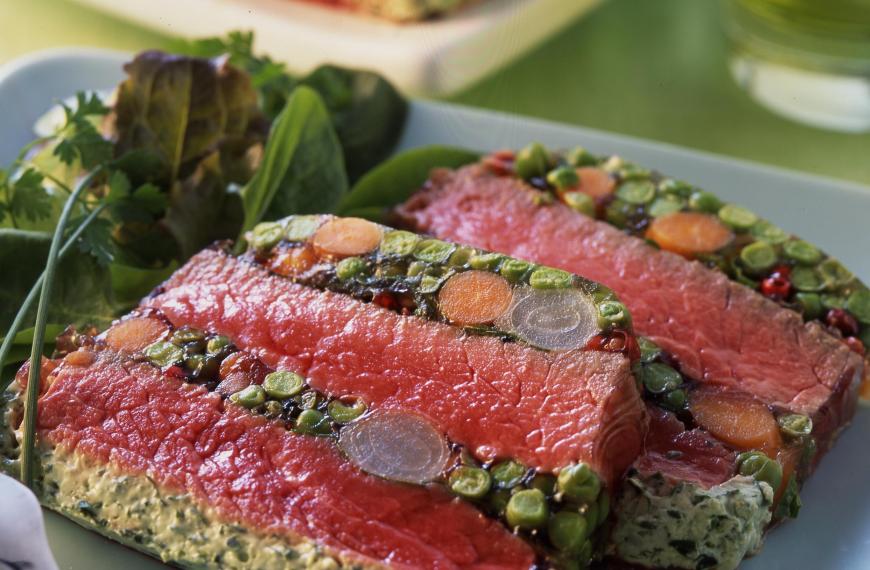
xmin=31 ymin=348 xmax=534 ymax=569
xmin=395 ymin=165 xmax=864 ymax=459
xmin=143 ymin=248 xmax=646 ymax=487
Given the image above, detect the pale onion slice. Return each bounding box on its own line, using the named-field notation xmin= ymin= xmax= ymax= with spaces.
xmin=501 ymin=287 xmax=600 ymax=351
xmin=338 ymin=410 xmax=449 ymax=485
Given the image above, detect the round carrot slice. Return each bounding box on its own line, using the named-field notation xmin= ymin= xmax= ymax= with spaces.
xmin=576 ymin=167 xmax=616 ymax=199
xmin=311 ymin=217 xmax=382 ymax=258
xmin=438 ymin=270 xmax=513 ymax=326
xmin=689 ymin=388 xmax=782 ymax=454
xmin=269 ymin=245 xmax=318 ymax=277
xmin=105 ymin=316 xmax=169 ymax=353
xmin=646 ymin=211 xmax=734 ymax=258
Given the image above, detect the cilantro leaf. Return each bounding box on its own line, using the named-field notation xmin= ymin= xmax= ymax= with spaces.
xmin=9 ymin=168 xmax=52 ymax=222
xmin=52 ymin=91 xmax=113 ymax=168
xmin=75 ymin=216 xmax=115 ymax=267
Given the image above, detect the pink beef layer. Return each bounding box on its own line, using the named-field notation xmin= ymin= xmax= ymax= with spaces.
xmin=395 ymin=165 xmax=864 ymax=458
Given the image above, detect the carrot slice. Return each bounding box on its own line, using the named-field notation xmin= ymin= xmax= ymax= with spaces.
xmin=438 ymin=270 xmax=513 ymax=326
xmin=311 ymin=217 xmax=382 ymax=258
xmin=269 ymin=245 xmax=318 ymax=277
xmin=689 ymin=388 xmax=782 ymax=454
xmin=105 ymin=316 xmax=169 ymax=353
xmin=646 ymin=212 xmax=734 ymax=258
xmin=576 ymin=167 xmax=616 ymax=199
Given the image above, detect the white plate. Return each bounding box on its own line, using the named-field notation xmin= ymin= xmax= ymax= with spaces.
xmin=1 ymin=50 xmax=869 ymax=570
xmin=67 ymin=0 xmax=600 ymax=96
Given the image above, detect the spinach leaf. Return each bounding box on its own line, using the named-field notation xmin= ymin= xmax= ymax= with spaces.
xmin=239 ymin=86 xmax=348 ymax=237
xmin=338 ymin=145 xmax=479 ymax=220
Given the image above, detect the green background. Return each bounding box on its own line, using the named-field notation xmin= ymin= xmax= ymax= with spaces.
xmin=1 ymin=0 xmax=868 ymax=185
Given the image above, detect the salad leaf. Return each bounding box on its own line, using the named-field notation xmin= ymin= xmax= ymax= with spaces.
xmin=110 ymin=262 xmax=177 ymax=309
xmin=338 ymin=145 xmax=479 ymax=219
xmin=239 ymin=86 xmax=348 ymax=237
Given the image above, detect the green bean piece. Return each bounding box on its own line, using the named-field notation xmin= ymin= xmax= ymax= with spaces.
xmin=563 ymin=192 xmax=596 ymax=217
xmin=649 ymin=195 xmax=685 ymax=218
xmin=750 ymin=220 xmax=790 ymax=245
xmin=376 ymin=263 xmax=406 ymax=279
xmin=718 ymin=204 xmax=758 ymax=232
xmin=448 ymin=466 xmax=492 ymax=499
xmin=295 ymin=409 xmax=331 ymax=436
xmin=407 ymin=261 xmax=427 ymax=277
xmin=795 ymin=293 xmax=823 ymax=320
xmin=299 ymin=390 xmax=325 ymax=410
xmin=616 ymin=181 xmax=656 ymax=205
xmin=605 ymin=199 xmax=630 ymax=229
xmin=860 ymin=327 xmax=870 ymax=349
xmin=251 ymin=222 xmax=284 ymax=250
xmin=491 ymin=460 xmax=527 ymax=489
xmin=790 ymin=267 xmax=824 ymax=292
xmin=567 ymin=146 xmax=597 ymax=167
xmin=505 ymin=489 xmax=549 ymax=530
xmin=659 ymin=179 xmax=694 ymax=199
xmin=499 ymin=258 xmax=532 ymax=283
xmin=469 ymin=253 xmax=504 ymax=271
xmin=380 ymin=230 xmax=420 ymax=257
xmin=285 ymin=216 xmax=321 ymax=242
xmin=583 ymin=501 xmax=598 ymax=533
xmin=688 ymin=191 xmax=723 ymax=213
xmin=235 ymin=385 xmax=266 ymax=409
xmin=778 ymin=414 xmax=813 ymax=439
xmin=264 ymin=400 xmax=283 ymax=418
xmin=737 ymin=451 xmax=783 ymax=491
xmin=846 ymin=290 xmax=870 ymax=325
xmin=263 ymin=371 xmax=306 ymax=400
xmin=327 ymin=398 xmax=367 ymax=424
xmin=662 ymin=388 xmax=688 ymax=411
xmin=529 ymin=267 xmax=573 ymax=289
xmin=547 ymin=166 xmax=580 ymax=190
xmin=172 ymin=327 xmax=206 ymax=345
xmin=529 ymin=473 xmax=557 ymax=496
xmin=639 ymin=363 xmax=682 ymax=394
xmin=596 ymin=490 xmax=610 ymax=526
xmin=548 ymin=512 xmax=589 ymax=553
xmin=782 ymin=240 xmax=822 ymax=265
xmin=184 ymin=354 xmax=206 ymax=373
xmin=336 ymin=257 xmax=367 ymax=281
xmin=448 ymin=247 xmax=474 ymax=267
xmin=557 ymin=463 xmax=601 ymax=503
xmin=514 ymin=143 xmax=550 ymax=180
xmin=638 ymin=337 xmax=662 ymax=363
xmin=597 ymin=300 xmax=632 ymax=329
xmin=206 ymin=335 xmax=231 ymax=355
xmin=739 ymin=242 xmax=778 ymax=274
xmin=144 ymin=341 xmax=184 ymax=368
xmin=413 ymin=239 xmax=455 ymax=264
xmin=818 ymin=259 xmax=853 ymax=288
xmin=821 ymin=294 xmax=845 ymax=310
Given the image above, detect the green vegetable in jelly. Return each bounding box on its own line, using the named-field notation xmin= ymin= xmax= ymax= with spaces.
xmin=739 ymin=242 xmax=777 ymax=273
xmin=688 ymin=190 xmax=722 ymax=213
xmin=737 ymin=451 xmax=783 ymax=491
xmin=548 ymin=511 xmax=588 ymax=553
xmin=327 ymin=398 xmax=367 ymax=424
xmin=790 ymin=267 xmax=823 ymax=292
xmin=845 ymin=290 xmax=870 ymax=325
xmin=546 ymin=166 xmax=580 ymax=190
xmin=263 ymin=371 xmax=305 ymax=399
xmin=563 ymin=192 xmax=595 ymax=217
xmin=448 ymin=466 xmax=492 ymax=499
xmin=499 ymin=258 xmax=532 ymax=283
xmin=505 ymin=489 xmax=549 ymax=529
xmin=718 ymin=204 xmax=758 ymax=232
xmin=295 ymin=409 xmax=331 ymax=436
xmin=250 ymin=222 xmax=284 ymax=250
xmin=413 ymin=239 xmax=455 ymax=264
xmin=469 ymin=253 xmax=504 ymax=271
xmin=514 ymin=143 xmax=550 ymax=180
xmin=448 ymin=246 xmax=474 ymax=267
xmin=639 ymin=363 xmax=682 ymax=394
xmin=567 ymin=146 xmax=597 ymax=167
xmin=597 ymin=300 xmax=632 ymax=329
xmin=529 ymin=267 xmax=573 ymax=289
xmin=782 ymin=240 xmax=822 ymax=265
xmin=795 ymin=293 xmax=822 ymax=319
xmin=335 ymin=256 xmax=367 ymax=280
xmin=750 ymin=220 xmax=789 ymax=245
xmin=235 ymin=385 xmax=266 ymax=409
xmin=616 ymin=181 xmax=656 ymax=205
xmin=206 ymin=335 xmax=231 ymax=355
xmin=557 ymin=463 xmax=601 ymax=503
xmin=818 ymin=258 xmax=853 ymax=288
xmin=380 ymin=230 xmax=420 ymax=257
xmin=144 ymin=341 xmax=184 ymax=368
xmin=285 ymin=216 xmax=321 ymax=242
xmin=649 ymin=195 xmax=685 ymax=218
xmin=491 ymin=460 xmax=527 ymax=489
xmin=778 ymin=414 xmax=812 ymax=439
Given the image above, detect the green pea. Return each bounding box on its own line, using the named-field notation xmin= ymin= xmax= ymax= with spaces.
xmin=688 ymin=190 xmax=723 ymax=213
xmin=505 ymin=489 xmax=549 ymax=529
xmin=795 ymin=293 xmax=822 ymax=320
xmin=718 ymin=204 xmax=758 ymax=231
xmin=420 ymin=274 xmax=447 ymax=294
xmin=845 ymin=290 xmax=870 ymax=325
xmin=186 ymin=354 xmax=219 ymax=379
xmin=172 ymin=327 xmax=205 ymax=345
xmin=639 ymin=363 xmax=682 ymax=395
xmin=616 ymin=181 xmax=656 ymax=205
xmin=582 ymin=501 xmax=598 ymax=532
xmin=778 ymin=414 xmax=813 ymax=439
xmin=791 ymin=267 xmax=824 ymax=292
xmin=491 ymin=460 xmax=527 ymax=489
xmin=739 ymin=241 xmax=778 ymax=274
xmin=638 ymin=337 xmax=662 ymax=363
xmin=144 ymin=341 xmax=184 ymax=368
xmin=285 ymin=216 xmax=321 ymax=242
xmin=250 ymin=222 xmax=284 ymax=250
xmin=604 ymin=199 xmax=630 ymax=229
xmin=548 ymin=511 xmax=588 ymax=553
xmin=413 ymin=239 xmax=455 ymax=264
xmin=514 ymin=142 xmax=550 ymax=180
xmin=563 ymin=192 xmax=595 ymax=217
xmin=299 ymin=390 xmax=325 ymax=410
xmin=557 ymin=463 xmax=601 ymax=503
xmin=662 ymin=388 xmax=688 ymax=411
xmin=448 ymin=466 xmax=492 ymax=499
xmin=335 ymin=257 xmax=367 ymax=281
xmin=295 ymin=409 xmax=331 ymax=436
xmin=821 ymin=294 xmax=845 ymax=310
xmin=469 ymin=253 xmax=504 ymax=271
xmin=596 ymin=490 xmax=610 ymax=526
xmin=649 ymin=195 xmax=685 ymax=218
xmin=750 ymin=220 xmax=789 ymax=245
xmin=500 ymin=258 xmax=532 ymax=283
xmin=529 ymin=267 xmax=573 ymax=289
xmin=737 ymin=451 xmax=782 ymax=491
xmin=380 ymin=230 xmax=420 ymax=257
xmin=783 ymin=240 xmax=822 ymax=266
xmin=263 ymin=371 xmax=305 ymax=400
xmin=659 ymin=179 xmax=694 ymax=199
xmin=263 ymin=400 xmax=283 ymax=418
xmin=407 ymin=261 xmax=427 ymax=277
xmin=448 ymin=246 xmax=474 ymax=267
xmin=597 ymin=300 xmax=632 ymax=329
xmin=184 ymin=353 xmax=206 ymax=374
xmin=529 ymin=474 xmax=557 ymax=496
xmin=376 ymin=263 xmax=406 ymax=278
xmin=206 ymin=335 xmax=231 ymax=355
xmin=618 ymin=163 xmax=652 ymax=181
xmin=235 ymin=385 xmax=266 ymax=409
xmin=567 ymin=146 xmax=597 ymax=167
xmin=547 ymin=166 xmax=580 ymax=190
xmin=327 ymin=398 xmax=367 ymax=424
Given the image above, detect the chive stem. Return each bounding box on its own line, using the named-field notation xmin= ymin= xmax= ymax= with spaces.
xmin=20 ymin=168 xmax=102 ymax=488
